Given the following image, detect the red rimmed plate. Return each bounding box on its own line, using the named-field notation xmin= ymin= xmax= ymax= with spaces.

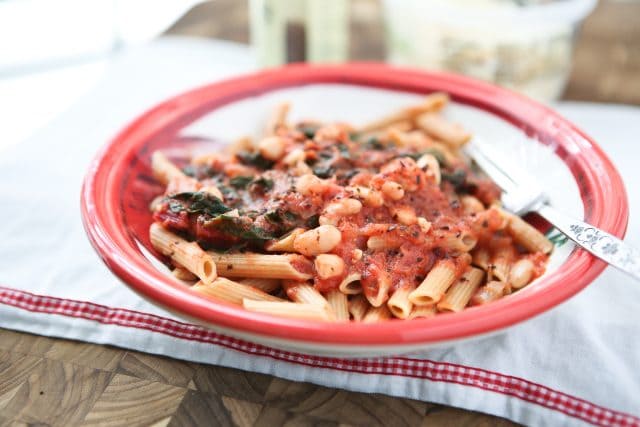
xmin=81 ymin=63 xmax=628 ymax=356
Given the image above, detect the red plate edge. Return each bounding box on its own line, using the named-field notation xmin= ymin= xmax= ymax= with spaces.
xmin=80 ymin=63 xmax=628 ymax=346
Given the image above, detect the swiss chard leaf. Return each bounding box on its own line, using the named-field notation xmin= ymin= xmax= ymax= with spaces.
xmin=208 ymin=215 xmax=277 ymax=241
xmin=251 ymin=177 xmax=274 ymax=191
xmin=229 ymin=176 xmax=254 ymax=189
xmin=312 ymin=164 xmax=335 ymax=179
xmin=441 ymin=170 xmax=467 ymax=191
xmin=363 ymin=137 xmax=385 ymax=150
xmin=236 ymin=151 xmax=274 ymax=170
xmin=171 ymin=192 xmax=232 ymax=216
xmin=298 ymin=124 xmax=318 ymax=139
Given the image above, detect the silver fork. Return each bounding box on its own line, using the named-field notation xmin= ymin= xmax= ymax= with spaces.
xmin=465 ymin=139 xmax=640 ymax=281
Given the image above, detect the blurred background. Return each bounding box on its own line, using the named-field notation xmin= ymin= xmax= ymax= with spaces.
xmin=0 ymin=0 xmax=638 ymax=149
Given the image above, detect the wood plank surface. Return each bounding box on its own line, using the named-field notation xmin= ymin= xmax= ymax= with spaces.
xmin=0 ymin=328 xmax=518 ymax=426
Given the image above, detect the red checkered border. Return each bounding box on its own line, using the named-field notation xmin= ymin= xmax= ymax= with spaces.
xmin=1 ymin=286 xmax=637 ymax=427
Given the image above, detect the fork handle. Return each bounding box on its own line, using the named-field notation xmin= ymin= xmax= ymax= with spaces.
xmin=537 ymin=205 xmax=640 ymax=281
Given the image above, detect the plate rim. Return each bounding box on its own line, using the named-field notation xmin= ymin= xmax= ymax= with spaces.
xmin=80 ymin=63 xmax=628 ymax=347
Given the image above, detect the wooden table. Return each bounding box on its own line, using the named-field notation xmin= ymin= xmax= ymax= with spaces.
xmin=2 ymin=1 xmax=638 ymax=426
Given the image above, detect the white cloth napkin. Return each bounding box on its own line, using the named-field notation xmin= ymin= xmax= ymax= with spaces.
xmin=1 ymin=37 xmax=638 ymax=427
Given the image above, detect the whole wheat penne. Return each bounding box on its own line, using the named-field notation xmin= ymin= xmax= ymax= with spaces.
xmin=209 ymin=252 xmax=312 ymax=280
xmin=283 ymin=281 xmax=329 ymax=307
xmin=237 ymin=278 xmax=282 ymax=293
xmin=438 ymin=232 xmax=478 ymax=253
xmin=223 ymin=136 xmax=253 ymax=155
xmin=490 ymin=246 xmax=515 ymax=282
xmin=172 ymin=266 xmax=198 ymax=282
xmin=506 ymin=212 xmax=554 ymax=254
xmin=265 ymin=228 xmax=305 ymax=252
xmin=193 ymin=278 xmax=282 ymax=305
xmin=408 ymin=305 xmax=437 ymax=319
xmin=409 ymin=260 xmax=457 ymax=306
xmin=471 ymin=247 xmax=491 ymax=271
xmin=326 ymin=290 xmax=350 ymax=321
xmin=147 ymin=99 xmax=552 ymax=323
xmin=470 ymin=280 xmax=510 ymax=306
xmin=348 ymin=295 xmax=369 ymax=321
xmin=151 ymin=151 xmax=188 ymax=185
xmin=460 ymin=195 xmax=485 ymax=215
xmin=243 ymin=299 xmax=334 ymax=321
xmin=150 ymin=223 xmax=216 ymax=284
xmin=437 ymin=267 xmax=485 ymax=312
xmin=265 ymin=102 xmax=290 ymax=136
xmin=365 ymin=272 xmax=391 ymax=308
xmin=415 ymin=112 xmax=471 ymax=147
xmin=362 ymin=305 xmax=392 ymax=323
xmin=387 ymin=285 xmax=414 ymax=319
xmin=358 ymin=93 xmax=449 ymax=133
xmin=338 ymin=273 xmax=362 ymax=295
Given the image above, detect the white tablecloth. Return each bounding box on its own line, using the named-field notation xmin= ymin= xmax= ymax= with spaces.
xmin=0 ymin=37 xmax=638 ymax=427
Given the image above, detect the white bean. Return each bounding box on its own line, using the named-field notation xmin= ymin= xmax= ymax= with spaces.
xmin=258 ymin=136 xmax=285 ymax=160
xmin=314 ymin=254 xmax=345 ymax=279
xmin=293 ymin=225 xmax=342 ymax=256
xmin=392 ymin=206 xmax=417 ymax=225
xmin=295 ymin=174 xmax=324 ymax=195
xmin=325 ymin=198 xmax=362 ymax=216
xmin=509 ymin=259 xmax=535 ymax=289
xmin=381 ymin=181 xmax=404 ymax=201
xmin=417 ymin=154 xmax=441 ymax=185
xmin=460 ymin=195 xmax=484 ymax=214
xmin=417 ymin=217 xmax=432 ymax=233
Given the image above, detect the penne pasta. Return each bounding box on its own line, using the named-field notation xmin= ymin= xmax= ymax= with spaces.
xmin=362 ymin=305 xmax=392 ymax=323
xmin=408 ymin=305 xmax=437 ymax=319
xmin=409 ymin=260 xmax=457 ymax=306
xmin=265 ymin=228 xmax=305 ymax=252
xmin=348 ymin=295 xmax=369 ymax=321
xmin=283 ymin=281 xmax=329 ymax=307
xmin=387 ymin=285 xmax=414 ymax=319
xmin=148 ymin=99 xmax=551 ymax=323
xmin=505 ymin=211 xmax=554 ymax=254
xmin=237 ymin=278 xmax=281 ymax=293
xmin=470 ymin=280 xmax=510 ymax=306
xmin=223 ymin=136 xmax=253 ymax=155
xmin=326 ymin=290 xmax=350 ymax=321
xmin=471 ymin=247 xmax=491 ymax=271
xmin=338 ymin=273 xmax=362 ymax=295
xmin=358 ymin=92 xmax=449 ymax=133
xmin=209 ymin=252 xmax=312 ymax=280
xmin=490 ymin=246 xmax=515 ymax=282
xmin=415 ymin=112 xmax=471 ymax=147
xmin=172 ymin=266 xmax=198 ymax=282
xmin=150 ymin=223 xmax=217 ymax=284
xmin=265 ymin=102 xmax=290 ymax=136
xmin=243 ymin=299 xmax=334 ymax=321
xmin=438 ymin=232 xmax=478 ymax=253
xmin=365 ymin=271 xmax=391 ymax=308
xmin=460 ymin=195 xmax=485 ymax=215
xmin=151 ymin=151 xmax=188 ymax=185
xmin=193 ymin=278 xmax=282 ymax=305
xmin=437 ymin=267 xmax=485 ymax=312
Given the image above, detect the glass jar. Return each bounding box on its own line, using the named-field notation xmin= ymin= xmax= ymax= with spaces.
xmin=249 ymin=0 xmax=351 ymax=67
xmin=382 ymin=0 xmax=597 ymax=101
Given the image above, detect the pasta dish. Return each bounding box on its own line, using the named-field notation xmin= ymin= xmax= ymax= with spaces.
xmin=149 ymin=93 xmax=552 ymax=322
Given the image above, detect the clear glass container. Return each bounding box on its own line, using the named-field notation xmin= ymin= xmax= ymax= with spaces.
xmin=382 ymin=0 xmax=597 ymax=101
xmin=250 ymin=0 xmax=351 ymax=67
